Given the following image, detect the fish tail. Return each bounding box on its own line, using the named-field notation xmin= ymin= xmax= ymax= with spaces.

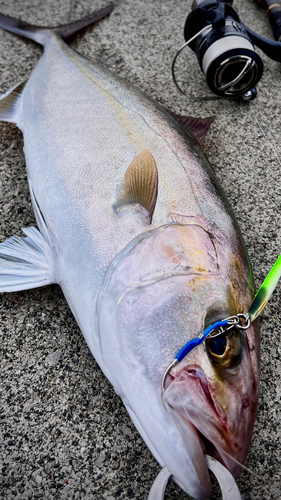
xmin=0 ymin=3 xmax=114 ymax=45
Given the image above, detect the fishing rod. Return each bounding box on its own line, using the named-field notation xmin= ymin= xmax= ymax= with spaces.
xmin=256 ymin=0 xmax=281 ymax=41
xmin=172 ymin=0 xmax=281 ymax=100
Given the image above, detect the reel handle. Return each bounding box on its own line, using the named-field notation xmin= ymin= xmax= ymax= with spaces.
xmin=241 ymin=21 xmax=281 ymax=62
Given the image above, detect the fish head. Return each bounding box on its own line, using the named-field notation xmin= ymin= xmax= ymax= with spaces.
xmin=163 ymin=318 xmax=260 ymax=479
xmin=98 ymin=222 xmax=260 ymax=498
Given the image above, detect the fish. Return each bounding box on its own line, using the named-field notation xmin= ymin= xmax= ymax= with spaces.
xmin=0 ymin=4 xmax=260 ymax=499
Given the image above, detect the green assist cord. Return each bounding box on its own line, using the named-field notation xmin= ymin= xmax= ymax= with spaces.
xmin=248 ymin=255 xmax=281 ymax=321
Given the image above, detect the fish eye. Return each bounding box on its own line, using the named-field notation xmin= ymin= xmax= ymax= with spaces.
xmin=206 ymin=327 xmax=243 ymax=368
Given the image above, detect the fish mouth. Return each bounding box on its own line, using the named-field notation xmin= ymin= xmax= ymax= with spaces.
xmin=163 ymin=363 xmax=245 ymax=481
xmin=174 ymin=404 xmax=242 ymax=480
xmin=198 ymin=429 xmax=240 ymax=476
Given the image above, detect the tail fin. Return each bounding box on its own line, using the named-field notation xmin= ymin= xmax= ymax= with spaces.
xmin=0 ymin=3 xmax=114 ymax=45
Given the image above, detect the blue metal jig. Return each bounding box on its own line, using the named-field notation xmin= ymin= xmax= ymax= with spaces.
xmin=175 ymin=320 xmax=229 ymax=363
xmin=161 ymin=317 xmax=243 ymax=394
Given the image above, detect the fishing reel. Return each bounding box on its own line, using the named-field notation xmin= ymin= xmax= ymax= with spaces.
xmin=172 ymin=0 xmax=281 ymax=100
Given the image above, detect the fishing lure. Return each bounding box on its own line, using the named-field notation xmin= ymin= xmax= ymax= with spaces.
xmin=162 ymin=254 xmax=281 ymax=392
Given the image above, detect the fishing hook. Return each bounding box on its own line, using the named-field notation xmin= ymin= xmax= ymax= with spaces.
xmin=161 ymin=316 xmax=248 ymax=394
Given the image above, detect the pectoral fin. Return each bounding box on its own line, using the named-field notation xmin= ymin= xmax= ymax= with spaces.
xmin=0 ymin=80 xmax=26 ymax=123
xmin=116 ymin=149 xmax=158 ymax=222
xmin=0 ymin=227 xmax=55 ymax=292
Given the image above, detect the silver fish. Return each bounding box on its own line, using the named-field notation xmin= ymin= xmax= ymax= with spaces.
xmin=0 ymin=5 xmax=260 ymax=499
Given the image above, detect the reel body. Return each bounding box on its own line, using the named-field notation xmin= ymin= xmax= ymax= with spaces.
xmin=174 ymin=0 xmax=281 ymax=99
xmin=184 ymin=0 xmax=263 ymax=98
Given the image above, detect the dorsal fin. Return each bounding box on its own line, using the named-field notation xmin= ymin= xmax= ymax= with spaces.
xmin=117 ymin=150 xmax=158 ymax=222
xmin=167 ymin=110 xmax=215 ymax=143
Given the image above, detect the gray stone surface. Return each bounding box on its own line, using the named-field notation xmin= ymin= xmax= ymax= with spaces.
xmin=0 ymin=0 xmax=280 ymax=499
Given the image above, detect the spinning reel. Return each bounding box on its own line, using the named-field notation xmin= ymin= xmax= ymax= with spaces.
xmin=172 ymin=0 xmax=281 ymax=100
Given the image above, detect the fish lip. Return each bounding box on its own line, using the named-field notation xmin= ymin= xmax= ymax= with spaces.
xmin=181 ymin=416 xmax=230 ymax=472
xmin=184 ymin=365 xmax=228 ymax=430
xmin=197 ymin=429 xmax=231 ymax=470
xmin=165 ymin=363 xmax=241 ymax=477
xmin=173 ymin=397 xmax=231 ymax=472
xmin=167 ymin=363 xmax=226 ymax=427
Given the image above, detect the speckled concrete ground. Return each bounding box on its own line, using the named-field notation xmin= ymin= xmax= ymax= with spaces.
xmin=0 ymin=1 xmax=280 ymax=499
